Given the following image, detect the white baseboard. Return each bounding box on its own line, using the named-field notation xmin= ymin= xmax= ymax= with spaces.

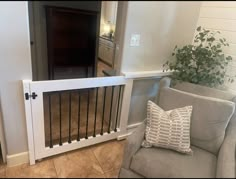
xmin=7 ymin=152 xmax=29 ymax=167
xmin=117 ymin=122 xmax=143 ymax=140
xmin=117 ymin=132 xmax=132 ymax=140
xmin=127 ymin=122 xmax=143 ymax=130
xmin=5 ymin=123 xmax=142 ymax=167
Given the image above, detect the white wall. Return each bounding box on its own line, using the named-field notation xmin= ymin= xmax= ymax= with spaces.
xmin=0 ymin=2 xmax=32 ymax=155
xmin=195 ymin=1 xmax=236 ymax=91
xmin=0 ymin=1 xmax=201 ymax=158
xmin=120 ymin=1 xmax=201 ymax=73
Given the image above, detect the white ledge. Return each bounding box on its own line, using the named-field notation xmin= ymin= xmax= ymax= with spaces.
xmin=122 ymin=70 xmax=173 ymax=79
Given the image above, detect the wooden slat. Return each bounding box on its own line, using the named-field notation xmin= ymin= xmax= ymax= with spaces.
xmin=229 ymin=55 xmax=236 ymax=66
xmin=197 ymin=1 xmax=236 ymax=91
xmin=200 ymin=7 xmax=236 ymax=20
xmin=202 ymin=2 xmax=236 ymax=8
xmin=197 ymin=18 xmax=236 ymax=32
xmin=223 ymin=43 xmax=236 ymax=56
xmin=215 ymin=31 xmax=236 ymax=44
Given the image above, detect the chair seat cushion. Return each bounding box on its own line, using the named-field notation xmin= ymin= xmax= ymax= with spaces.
xmin=130 ymin=146 xmax=216 ymax=178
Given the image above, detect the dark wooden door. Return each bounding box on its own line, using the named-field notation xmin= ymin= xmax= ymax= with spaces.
xmin=46 ymin=6 xmax=98 ymax=80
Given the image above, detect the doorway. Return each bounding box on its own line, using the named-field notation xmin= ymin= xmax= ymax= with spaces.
xmin=28 ymin=1 xmax=127 ymax=81
xmin=97 ymin=1 xmax=128 ymax=78
xmin=28 ymin=1 xmax=101 ymax=81
xmin=26 ymin=1 xmax=129 ymax=164
xmin=45 ymin=6 xmax=98 ymax=80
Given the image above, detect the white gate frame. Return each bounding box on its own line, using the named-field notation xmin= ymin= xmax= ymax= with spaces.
xmin=23 ymin=76 xmax=133 ymax=165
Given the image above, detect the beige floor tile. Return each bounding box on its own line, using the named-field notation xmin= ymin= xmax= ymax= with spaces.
xmin=53 ymin=148 xmax=105 ymax=178
xmin=91 ymin=140 xmax=126 ymax=173
xmin=6 ymin=159 xmax=57 ymax=178
xmin=0 ymin=164 xmax=6 ymax=178
xmin=105 ymin=168 xmax=120 ymax=178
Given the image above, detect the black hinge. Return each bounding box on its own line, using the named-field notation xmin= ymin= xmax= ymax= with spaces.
xmin=25 ymin=92 xmax=38 ymax=100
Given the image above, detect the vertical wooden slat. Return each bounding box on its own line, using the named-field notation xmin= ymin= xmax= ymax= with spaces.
xmin=93 ymin=88 xmax=99 ymax=137
xmin=59 ymin=93 xmax=62 ymax=146
xmin=114 ymin=86 xmax=122 ymax=132
xmin=68 ymin=92 xmax=72 ymax=143
xmin=100 ymin=87 xmax=107 ymax=135
xmin=77 ymin=90 xmax=80 ymax=141
xmin=49 ymin=94 xmax=53 ymax=148
xmin=108 ymin=86 xmax=114 ymax=133
xmin=85 ymin=89 xmax=90 ymax=139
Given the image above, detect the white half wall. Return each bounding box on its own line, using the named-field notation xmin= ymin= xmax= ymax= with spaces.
xmin=120 ymin=1 xmax=201 ymax=72
xmin=0 ymin=2 xmax=32 ymax=155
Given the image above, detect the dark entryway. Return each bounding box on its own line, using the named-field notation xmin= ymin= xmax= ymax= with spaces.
xmin=46 ymin=7 xmax=98 ymax=80
xmin=28 ymin=1 xmax=101 ymax=81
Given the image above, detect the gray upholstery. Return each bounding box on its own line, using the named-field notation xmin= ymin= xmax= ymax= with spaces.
xmin=159 ymin=87 xmax=235 ymax=155
xmin=119 ymin=168 xmax=144 ymax=178
xmin=121 ymin=121 xmax=146 ymax=169
xmin=156 ymin=77 xmax=171 ymax=103
xmin=119 ymin=77 xmax=236 ymax=178
xmin=173 ymin=81 xmax=236 ymax=101
xmin=130 ymin=146 xmax=216 ymax=178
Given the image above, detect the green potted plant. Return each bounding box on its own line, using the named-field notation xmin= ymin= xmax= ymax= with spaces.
xmin=163 ymin=26 xmax=234 ymax=88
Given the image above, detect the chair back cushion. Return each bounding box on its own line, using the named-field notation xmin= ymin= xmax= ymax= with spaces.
xmin=173 ymin=81 xmax=236 ymax=101
xmin=159 ymin=87 xmax=235 ymax=154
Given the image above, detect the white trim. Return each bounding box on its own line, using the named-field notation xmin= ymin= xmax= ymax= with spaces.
xmin=117 ymin=132 xmax=132 ymax=140
xmin=119 ymin=79 xmax=133 ymax=132
xmin=7 ymin=152 xmax=29 ymax=167
xmin=0 ymin=103 xmax=7 ymax=163
xmin=22 ymin=80 xmax=35 ymax=165
xmin=122 ymin=70 xmax=173 ymax=79
xmin=36 ymin=131 xmax=123 ymax=159
xmin=127 ymin=122 xmax=143 ymax=129
xmin=30 ymin=76 xmax=128 ymax=92
xmin=118 ymin=122 xmax=144 ymax=140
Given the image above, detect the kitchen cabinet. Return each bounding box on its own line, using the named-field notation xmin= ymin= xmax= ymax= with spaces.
xmin=103 ymin=1 xmax=117 ymax=25
xmin=98 ymin=38 xmax=115 ymax=67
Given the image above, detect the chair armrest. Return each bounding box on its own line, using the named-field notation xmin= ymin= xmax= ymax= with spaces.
xmin=216 ymin=136 xmax=236 ymax=178
xmin=121 ymin=122 xmax=146 ymax=169
xmin=216 ymin=114 xmax=236 ymax=178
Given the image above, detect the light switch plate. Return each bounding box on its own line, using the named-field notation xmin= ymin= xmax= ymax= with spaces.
xmin=130 ymin=34 xmax=140 ymax=46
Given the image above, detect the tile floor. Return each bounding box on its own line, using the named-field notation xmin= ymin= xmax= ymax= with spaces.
xmin=0 ymin=139 xmax=126 ymax=178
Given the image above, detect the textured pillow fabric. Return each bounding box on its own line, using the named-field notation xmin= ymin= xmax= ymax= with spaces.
xmin=158 ymin=87 xmax=235 ymax=155
xmin=142 ymin=100 xmax=193 ymax=154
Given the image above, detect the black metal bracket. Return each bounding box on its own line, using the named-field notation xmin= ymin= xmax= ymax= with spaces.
xmin=25 ymin=92 xmax=38 ymax=100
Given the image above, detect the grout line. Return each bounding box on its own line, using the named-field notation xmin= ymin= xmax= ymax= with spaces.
xmin=90 ymin=145 xmax=106 ymax=175
xmin=52 ymin=156 xmax=59 ymax=178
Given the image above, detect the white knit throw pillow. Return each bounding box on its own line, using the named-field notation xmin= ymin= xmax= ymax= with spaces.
xmin=142 ymin=100 xmax=193 ymax=154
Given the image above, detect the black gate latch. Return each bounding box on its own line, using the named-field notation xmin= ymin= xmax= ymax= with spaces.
xmin=25 ymin=92 xmax=38 ymax=100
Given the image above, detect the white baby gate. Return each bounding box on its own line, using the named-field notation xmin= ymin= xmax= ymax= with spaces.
xmin=23 ymin=76 xmax=133 ymax=165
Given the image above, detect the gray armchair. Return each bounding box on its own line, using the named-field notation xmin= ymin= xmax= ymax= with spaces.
xmin=119 ymin=77 xmax=236 ymax=178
